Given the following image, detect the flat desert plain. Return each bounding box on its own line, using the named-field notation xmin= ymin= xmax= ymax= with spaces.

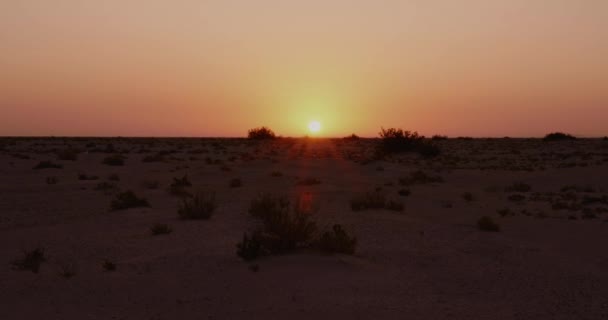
xmin=1 ymin=137 xmax=607 ymax=319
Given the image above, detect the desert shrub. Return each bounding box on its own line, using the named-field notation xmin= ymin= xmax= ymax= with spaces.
xmin=102 ymin=154 xmax=125 ymax=166
xmin=58 ymin=261 xmax=77 ymax=278
xmin=343 ymin=134 xmax=360 ymax=140
xmin=505 ymin=182 xmax=532 ymax=193
xmin=111 ymin=191 xmax=149 ymax=210
xmin=46 ymin=176 xmax=58 ymax=185
xmin=248 ymin=126 xmax=276 ymax=140
xmin=399 ymin=170 xmax=444 ymax=185
xmin=385 ymin=200 xmax=405 ymax=211
xmin=56 ymin=148 xmax=79 ymax=161
xmin=603 ymin=136 xmax=608 ymax=141
xmin=12 ymin=247 xmax=46 ymax=273
xmin=33 ymin=161 xmax=62 ymax=169
xmin=78 ymin=173 xmax=99 ymax=181
xmin=462 ymin=192 xmax=475 ymax=202
xmin=236 ymin=232 xmax=265 ymax=261
xmin=229 ymin=178 xmax=242 ymax=188
xmin=142 ymin=180 xmax=160 ymax=189
xmin=150 ymin=223 xmax=172 ymax=235
xmin=377 ymin=127 xmax=440 ymax=157
xmin=296 ymin=177 xmax=321 ymax=186
xmin=177 ymin=192 xmax=216 ymax=220
xmin=350 ymin=191 xmax=386 ymax=211
xmin=543 ymin=132 xmax=577 ymax=141
xmin=497 ymin=208 xmax=514 ymax=217
xmin=142 ymin=153 xmax=165 ymax=163
xmin=171 ymin=175 xmax=192 ymax=187
xmin=398 ymin=188 xmax=411 ymax=197
xmin=95 ymin=182 xmax=117 ymax=192
xmin=318 ymin=224 xmax=357 ymax=254
xmin=169 ymin=175 xmax=192 ymax=197
xmin=431 ymin=135 xmax=448 ymax=140
xmin=477 ymin=216 xmax=500 ymax=232
xmin=102 ymin=260 xmax=116 ymax=271
xmin=507 ymin=194 xmax=526 ymax=202
xmin=107 ymin=173 xmax=120 ymax=181
xmin=244 ymin=194 xmax=317 ymax=254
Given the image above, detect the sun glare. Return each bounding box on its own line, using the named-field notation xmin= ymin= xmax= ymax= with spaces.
xmin=308 ymin=121 xmax=321 ymax=133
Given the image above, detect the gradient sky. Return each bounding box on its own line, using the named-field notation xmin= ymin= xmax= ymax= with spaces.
xmin=1 ymin=0 xmax=607 ymax=137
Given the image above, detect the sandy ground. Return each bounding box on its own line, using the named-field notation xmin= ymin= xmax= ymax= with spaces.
xmin=1 ymin=137 xmax=607 ymax=319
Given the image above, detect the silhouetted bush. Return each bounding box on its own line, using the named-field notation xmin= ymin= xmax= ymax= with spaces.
xmin=177 ymin=192 xmax=216 ymax=220
xmin=12 ymin=247 xmax=46 ymax=273
xmin=543 ymin=132 xmax=577 ymax=141
xmin=505 ymin=182 xmax=532 ymax=193
xmin=378 ymin=128 xmax=440 ymax=157
xmin=351 ymin=191 xmax=385 ymax=211
xmin=33 ymin=161 xmax=62 ymax=169
xmin=318 ymin=224 xmax=357 ymax=254
xmin=248 ymin=127 xmax=276 ymax=139
xmin=477 ymin=216 xmax=500 ymax=232
xmin=431 ymin=135 xmax=448 ymax=140
xmin=102 ymin=154 xmax=125 ymax=166
xmin=236 ymin=232 xmax=265 ymax=261
xmin=343 ymin=134 xmax=360 ymax=140
xmin=56 ymin=148 xmax=79 ymax=161
xmin=399 ymin=170 xmax=444 ymax=185
xmin=111 ymin=191 xmax=149 ymax=210
xmin=150 ymin=223 xmax=172 ymax=235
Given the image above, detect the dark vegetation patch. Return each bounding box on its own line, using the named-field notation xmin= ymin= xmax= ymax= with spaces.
xmin=12 ymin=247 xmax=46 ymax=273
xmin=543 ymin=132 xmax=577 ymax=141
xmin=477 ymin=216 xmax=500 ymax=232
xmin=177 ymin=192 xmax=216 ymax=220
xmin=102 ymin=154 xmax=126 ymax=166
xmin=33 ymin=161 xmax=63 ymax=169
xmin=150 ymin=223 xmax=172 ymax=235
xmin=248 ymin=126 xmax=276 ymax=140
xmin=377 ymin=128 xmax=440 ymax=157
xmin=399 ymin=170 xmax=444 ymax=185
xmin=111 ymin=191 xmax=149 ymax=210
xmin=505 ymin=182 xmax=532 ymax=193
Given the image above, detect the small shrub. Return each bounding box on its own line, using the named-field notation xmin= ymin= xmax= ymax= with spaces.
xmin=178 ymin=192 xmax=216 ymax=220
xmin=431 ymin=135 xmax=448 ymax=140
xmin=497 ymin=208 xmax=514 ymax=217
xmin=543 ymin=132 xmax=577 ymax=141
xmin=78 ymin=173 xmax=99 ymax=181
xmin=248 ymin=126 xmax=276 ymax=139
xmin=507 ymin=194 xmax=526 ymax=202
xmin=102 ymin=154 xmax=125 ymax=166
xmin=351 ymin=191 xmax=386 ymax=211
xmin=56 ymin=148 xmax=79 ymax=161
xmin=12 ymin=247 xmax=46 ymax=273
xmin=33 ymin=161 xmax=62 ymax=170
xmin=343 ymin=134 xmax=360 ymax=140
xmin=477 ymin=216 xmax=500 ymax=232
xmin=318 ymin=224 xmax=357 ymax=254
xmin=505 ymin=182 xmax=532 ymax=193
xmin=58 ymin=261 xmax=77 ymax=278
xmin=236 ymin=232 xmax=265 ymax=261
xmin=46 ymin=176 xmax=58 ymax=185
xmin=462 ymin=192 xmax=475 ymax=202
xmin=399 ymin=170 xmax=444 ymax=185
xmin=398 ymin=189 xmax=411 ymax=197
xmin=296 ymin=177 xmax=321 ymax=186
xmin=377 ymin=127 xmax=440 ymax=157
xmin=95 ymin=182 xmax=117 ymax=192
xmin=102 ymin=260 xmax=116 ymax=271
xmin=385 ymin=200 xmax=405 ymax=212
xmin=169 ymin=175 xmax=192 ymax=197
xmin=150 ymin=223 xmax=172 ymax=235
xmin=142 ymin=153 xmax=165 ymax=163
xmin=107 ymin=173 xmax=120 ymax=181
xmin=142 ymin=180 xmax=160 ymax=189
xmin=230 ymin=178 xmax=242 ymax=188
xmin=111 ymin=191 xmax=149 ymax=210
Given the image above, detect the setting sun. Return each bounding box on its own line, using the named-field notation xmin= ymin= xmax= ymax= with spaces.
xmin=308 ymin=121 xmax=321 ymax=133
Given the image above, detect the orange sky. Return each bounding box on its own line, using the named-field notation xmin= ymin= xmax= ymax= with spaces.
xmin=1 ymin=1 xmax=607 ymax=137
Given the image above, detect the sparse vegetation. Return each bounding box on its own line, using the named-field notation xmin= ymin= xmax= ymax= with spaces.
xmin=177 ymin=192 xmax=216 ymax=220
xmin=58 ymin=261 xmax=77 ymax=278
xmin=46 ymin=176 xmax=58 ymax=185
xmin=318 ymin=224 xmax=357 ymax=254
xmin=377 ymin=127 xmax=440 ymax=157
xmin=102 ymin=154 xmax=126 ymax=166
xmin=102 ymin=260 xmax=116 ymax=271
xmin=543 ymin=132 xmax=577 ymax=141
xmin=33 ymin=161 xmax=62 ymax=170
xmin=399 ymin=170 xmax=444 ymax=185
xmin=505 ymin=182 xmax=532 ymax=193
xmin=56 ymin=148 xmax=79 ymax=161
xmin=477 ymin=216 xmax=500 ymax=232
xmin=111 ymin=191 xmax=149 ymax=210
xmin=462 ymin=192 xmax=475 ymax=202
xmin=12 ymin=247 xmax=46 ymax=273
xmin=248 ymin=126 xmax=276 ymax=140
xmin=150 ymin=223 xmax=172 ymax=235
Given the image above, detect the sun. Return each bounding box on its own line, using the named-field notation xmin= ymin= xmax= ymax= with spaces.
xmin=308 ymin=121 xmax=321 ymax=133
